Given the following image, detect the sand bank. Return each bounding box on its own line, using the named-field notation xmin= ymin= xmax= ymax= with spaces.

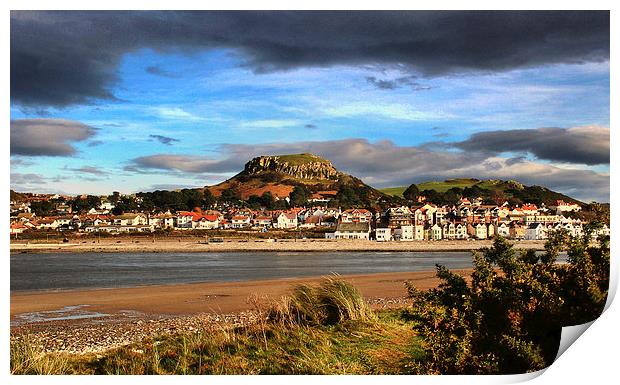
xmin=10 ymin=238 xmax=546 ymax=254
xmin=10 ymin=270 xmax=471 ymax=320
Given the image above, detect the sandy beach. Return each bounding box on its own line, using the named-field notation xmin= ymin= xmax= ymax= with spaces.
xmin=11 ymin=270 xmax=467 ymax=319
xmin=10 ymin=237 xmax=546 ymax=254
xmin=10 ymin=270 xmax=470 ymax=354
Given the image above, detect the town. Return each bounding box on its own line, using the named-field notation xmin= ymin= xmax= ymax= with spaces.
xmin=9 ymin=190 xmax=609 ymax=242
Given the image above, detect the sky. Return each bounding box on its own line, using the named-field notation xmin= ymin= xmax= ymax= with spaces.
xmin=9 ymin=11 xmax=610 ymax=202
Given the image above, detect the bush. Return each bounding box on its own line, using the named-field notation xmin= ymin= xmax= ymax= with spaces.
xmin=269 ymin=274 xmax=375 ymax=326
xmin=404 ymin=231 xmax=609 ymax=374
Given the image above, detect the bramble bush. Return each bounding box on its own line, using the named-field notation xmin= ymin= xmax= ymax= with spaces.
xmin=405 ymin=225 xmax=609 ymax=374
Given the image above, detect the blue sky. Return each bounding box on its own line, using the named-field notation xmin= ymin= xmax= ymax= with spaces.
xmin=10 ymin=11 xmax=610 ymax=202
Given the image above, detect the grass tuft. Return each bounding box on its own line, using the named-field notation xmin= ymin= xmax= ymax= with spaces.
xmin=269 ymin=274 xmax=375 ymax=326
xmin=10 ymin=335 xmax=74 ymax=375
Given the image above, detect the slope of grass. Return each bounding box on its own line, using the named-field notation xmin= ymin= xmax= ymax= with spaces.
xmin=380 ymin=178 xmax=582 ymax=205
xmin=379 ymin=187 xmax=408 ymax=197
xmin=380 ymin=179 xmax=480 ymax=197
xmin=417 ymin=179 xmax=482 ymax=193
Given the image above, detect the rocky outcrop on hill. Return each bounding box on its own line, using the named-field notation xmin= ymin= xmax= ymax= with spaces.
xmin=243 ymin=154 xmax=340 ymax=180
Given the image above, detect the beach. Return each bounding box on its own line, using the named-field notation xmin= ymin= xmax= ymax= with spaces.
xmin=10 ymin=270 xmax=468 ymax=354
xmin=10 ymin=237 xmax=547 ymax=254
xmin=11 ymin=270 xmax=465 ymax=317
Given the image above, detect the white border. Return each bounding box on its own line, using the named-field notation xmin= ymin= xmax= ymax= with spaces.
xmin=3 ymin=2 xmax=616 ymax=384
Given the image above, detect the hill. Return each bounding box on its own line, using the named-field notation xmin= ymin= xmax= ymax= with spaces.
xmin=380 ymin=178 xmax=584 ymax=206
xmin=207 ymin=153 xmax=398 ymax=209
xmin=10 ymin=190 xmax=28 ymax=202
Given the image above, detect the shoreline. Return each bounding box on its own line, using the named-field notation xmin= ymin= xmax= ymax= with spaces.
xmin=8 ymin=242 xmax=538 ymax=355
xmin=11 ymin=269 xmax=463 ymax=354
xmin=11 ymin=270 xmax=467 ymax=320
xmin=10 ymin=238 xmax=547 ymax=254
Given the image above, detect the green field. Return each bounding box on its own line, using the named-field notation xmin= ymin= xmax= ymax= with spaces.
xmin=380 ymin=178 xmax=484 ymax=197
xmin=378 ymin=186 xmax=408 ymax=197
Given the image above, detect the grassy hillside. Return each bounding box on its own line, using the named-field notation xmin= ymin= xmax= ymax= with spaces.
xmin=380 ymin=179 xmax=484 ymax=196
xmin=380 ymin=178 xmax=582 ymax=206
xmin=378 ymin=187 xmax=408 ymax=197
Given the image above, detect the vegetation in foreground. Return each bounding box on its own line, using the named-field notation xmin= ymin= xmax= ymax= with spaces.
xmin=11 ymin=228 xmax=609 ymax=375
xmin=405 ymin=226 xmax=609 ymax=374
xmin=11 ymin=278 xmax=422 ymax=375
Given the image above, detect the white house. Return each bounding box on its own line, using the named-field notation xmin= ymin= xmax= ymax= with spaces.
xmin=455 ymin=223 xmax=468 ymax=240
xmin=497 ymin=222 xmax=511 ymax=238
xmin=253 ymin=215 xmax=273 ymax=228
xmin=396 ymin=225 xmax=414 ymax=241
xmin=468 ymin=223 xmax=487 ymax=240
xmin=276 ymin=212 xmax=298 ymax=229
xmin=340 ymin=209 xmax=372 ymax=223
xmin=442 ymin=223 xmax=456 ymax=240
xmin=487 ymin=223 xmax=496 ymax=238
xmin=150 ymin=212 xmax=175 ymax=229
xmin=231 ymin=215 xmax=252 ymax=229
xmin=176 ymin=212 xmax=195 ymax=229
xmin=332 ymin=222 xmax=370 ymax=240
xmin=375 ymin=228 xmax=392 ymax=242
xmin=194 ymin=215 xmax=219 ymax=229
xmin=524 ymin=223 xmax=547 ymax=240
xmin=37 ymin=218 xmax=60 ymax=230
xmin=414 ymin=224 xmax=425 ymax=240
xmin=113 ymin=213 xmax=147 ymax=226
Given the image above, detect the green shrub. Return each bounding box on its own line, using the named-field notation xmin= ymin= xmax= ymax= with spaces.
xmin=405 ymin=231 xmax=609 ymax=374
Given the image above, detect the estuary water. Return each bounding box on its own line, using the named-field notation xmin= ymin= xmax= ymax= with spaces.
xmin=10 ymin=251 xmax=565 ymax=292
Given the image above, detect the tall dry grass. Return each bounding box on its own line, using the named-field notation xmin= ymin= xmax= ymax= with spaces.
xmin=10 ymin=335 xmax=73 ymax=375
xmin=269 ymin=274 xmax=375 ymax=326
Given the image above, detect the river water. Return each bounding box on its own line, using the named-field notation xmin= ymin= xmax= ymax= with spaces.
xmin=10 ymin=251 xmax=566 ymax=292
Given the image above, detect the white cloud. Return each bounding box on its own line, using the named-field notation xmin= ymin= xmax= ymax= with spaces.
xmin=154 ymin=107 xmax=205 ymax=121
xmin=321 ymin=102 xmax=449 ymax=121
xmin=237 ymin=119 xmax=303 ymax=129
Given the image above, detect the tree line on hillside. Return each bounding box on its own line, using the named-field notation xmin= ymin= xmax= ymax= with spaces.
xmin=402 ymin=183 xmax=583 ymax=207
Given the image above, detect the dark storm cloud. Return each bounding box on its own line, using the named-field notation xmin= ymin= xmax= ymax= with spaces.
xmin=453 ymin=126 xmax=609 ymax=165
xmin=11 ymin=11 xmax=609 ymax=107
xmin=149 ymin=134 xmax=180 ymax=145
xmin=11 ymin=119 xmax=98 ymax=156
